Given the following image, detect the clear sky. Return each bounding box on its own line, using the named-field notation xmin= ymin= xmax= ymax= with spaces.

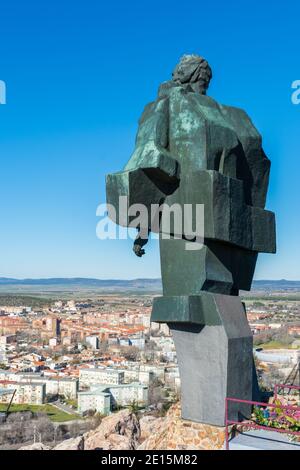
xmin=0 ymin=0 xmax=299 ymax=280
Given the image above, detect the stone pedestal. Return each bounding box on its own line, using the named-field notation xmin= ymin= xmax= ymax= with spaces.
xmin=153 ymin=292 xmax=256 ymax=426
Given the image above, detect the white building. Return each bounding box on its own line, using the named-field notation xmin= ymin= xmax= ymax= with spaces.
xmin=0 ymin=348 xmax=7 ymax=364
xmin=121 ymin=368 xmax=154 ymax=385
xmin=129 ymin=336 xmax=145 ymax=349
xmin=0 ymin=371 xmax=19 ymax=382
xmin=118 ymin=335 xmax=145 ymax=349
xmin=78 ymin=382 xmax=148 ymax=415
xmin=78 ymin=389 xmax=111 ymax=415
xmin=49 ymin=338 xmax=58 ymax=348
xmin=85 ymin=335 xmax=99 ymax=350
xmin=0 ymin=335 xmax=16 ymax=346
xmin=108 ymin=383 xmax=148 ymax=408
xmin=0 ymin=380 xmax=45 ymax=405
xmin=0 ymin=371 xmax=78 ymax=399
xmin=79 ymin=368 xmax=124 ymax=388
xmin=165 ymin=366 xmax=180 ymax=390
xmin=139 ymin=364 xmax=166 ymax=380
xmin=39 ymin=377 xmax=78 ymax=399
xmin=254 ymin=349 xmax=300 ymax=365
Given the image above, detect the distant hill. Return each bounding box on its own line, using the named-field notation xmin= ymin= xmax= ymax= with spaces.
xmin=0 ymin=277 xmax=162 ymax=292
xmin=0 ymin=278 xmax=299 ymax=292
xmin=252 ymin=279 xmax=300 ymax=291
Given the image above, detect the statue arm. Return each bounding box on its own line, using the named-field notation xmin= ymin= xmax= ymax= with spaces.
xmin=124 ymin=97 xmax=180 ymax=183
xmin=106 ymin=96 xmax=180 ymax=257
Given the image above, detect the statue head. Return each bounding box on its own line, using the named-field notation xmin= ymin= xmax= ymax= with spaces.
xmin=172 ymin=54 xmax=212 ymax=95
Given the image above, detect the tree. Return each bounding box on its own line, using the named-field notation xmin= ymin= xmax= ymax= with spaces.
xmin=148 ymin=378 xmax=167 ymax=408
xmin=120 ymin=346 xmax=140 ymax=361
xmin=35 ymin=416 xmax=55 ymax=442
xmin=128 ymin=400 xmax=140 ymax=414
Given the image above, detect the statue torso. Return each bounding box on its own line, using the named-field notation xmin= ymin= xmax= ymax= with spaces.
xmin=125 ymin=83 xmax=270 ymax=209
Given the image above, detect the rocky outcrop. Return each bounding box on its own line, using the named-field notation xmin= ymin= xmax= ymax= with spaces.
xmin=84 ymin=409 xmax=140 ymax=450
xmin=17 ymin=410 xmax=140 ymax=451
xmin=18 ymin=443 xmax=52 ymax=451
xmin=17 ymin=403 xmax=226 ymax=450
xmin=138 ymin=403 xmax=226 ymax=450
xmin=139 ymin=415 xmax=165 ymax=441
xmin=53 ymin=436 xmax=84 ymax=450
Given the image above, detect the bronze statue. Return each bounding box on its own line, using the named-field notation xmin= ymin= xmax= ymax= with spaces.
xmin=106 ymin=54 xmax=276 ymax=425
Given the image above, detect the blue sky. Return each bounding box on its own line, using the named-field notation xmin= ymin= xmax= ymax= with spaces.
xmin=0 ymin=0 xmax=299 ymax=280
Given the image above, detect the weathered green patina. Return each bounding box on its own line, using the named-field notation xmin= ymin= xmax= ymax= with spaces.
xmin=106 ymin=55 xmax=276 ymax=425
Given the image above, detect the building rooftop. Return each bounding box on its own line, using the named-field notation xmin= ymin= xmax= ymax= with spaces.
xmin=78 ymin=389 xmax=111 ymax=397
xmin=0 ymin=387 xmax=15 ymax=396
xmin=80 ymin=367 xmax=123 ymax=374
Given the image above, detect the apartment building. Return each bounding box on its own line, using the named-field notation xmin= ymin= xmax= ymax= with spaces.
xmin=85 ymin=335 xmax=99 ymax=350
xmin=121 ymin=368 xmax=154 ymax=385
xmin=78 ymin=389 xmax=111 ymax=415
xmin=0 ymin=371 xmax=78 ymax=399
xmin=78 ymin=382 xmax=148 ymax=415
xmin=0 ymin=380 xmax=45 ymax=405
xmin=20 ymin=375 xmax=78 ymax=399
xmin=79 ymin=368 xmax=124 ymax=388
xmin=108 ymin=382 xmax=148 ymax=408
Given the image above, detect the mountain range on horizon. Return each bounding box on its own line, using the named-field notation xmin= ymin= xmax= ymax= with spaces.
xmin=0 ymin=277 xmax=300 ymax=291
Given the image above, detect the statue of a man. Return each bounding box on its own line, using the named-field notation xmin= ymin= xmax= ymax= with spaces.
xmin=106 ymin=55 xmax=276 ymax=426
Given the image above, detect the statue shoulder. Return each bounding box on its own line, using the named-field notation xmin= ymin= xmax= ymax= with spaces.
xmin=220 ymin=103 xmax=250 ymax=119
xmin=219 ymin=104 xmax=261 ymax=139
xmin=138 ymin=94 xmax=170 ymax=125
xmin=138 ymin=101 xmax=156 ymax=124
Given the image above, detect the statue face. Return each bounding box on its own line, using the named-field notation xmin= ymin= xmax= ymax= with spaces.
xmin=173 ymin=62 xmax=196 ymax=84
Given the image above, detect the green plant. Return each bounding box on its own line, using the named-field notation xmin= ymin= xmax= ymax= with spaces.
xmin=128 ymin=400 xmax=140 ymax=414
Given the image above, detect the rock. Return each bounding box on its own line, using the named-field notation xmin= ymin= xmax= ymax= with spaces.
xmin=18 ymin=443 xmax=51 ymax=451
xmin=138 ymin=403 xmax=225 ymax=450
xmin=53 ymin=436 xmax=84 ymax=450
xmin=84 ymin=409 xmax=140 ymax=450
xmin=18 ymin=410 xmax=141 ymax=451
xmin=139 ymin=415 xmax=165 ymax=441
xmin=85 ymin=434 xmax=133 ymax=451
xmin=17 ymin=405 xmax=227 ymax=451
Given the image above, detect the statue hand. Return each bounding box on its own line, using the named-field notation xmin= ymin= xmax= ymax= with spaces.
xmin=133 ymin=230 xmax=149 ymax=257
xmin=133 ymin=244 xmax=146 ymax=257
